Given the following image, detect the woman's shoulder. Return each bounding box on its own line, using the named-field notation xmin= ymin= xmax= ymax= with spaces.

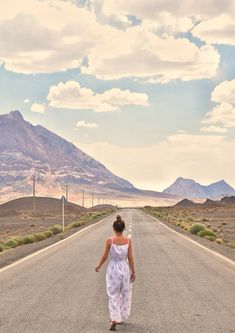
xmin=105 ymin=237 xmax=113 ymax=245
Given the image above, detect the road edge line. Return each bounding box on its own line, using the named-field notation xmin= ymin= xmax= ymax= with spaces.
xmin=146 ymin=212 xmax=235 ymax=267
xmin=0 ymin=211 xmax=118 ymax=274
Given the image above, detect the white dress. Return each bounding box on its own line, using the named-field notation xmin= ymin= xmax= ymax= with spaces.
xmin=106 ymin=237 xmax=132 ymax=323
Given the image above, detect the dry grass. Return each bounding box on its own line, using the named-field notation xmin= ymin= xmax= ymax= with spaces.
xmin=144 ymin=205 xmax=235 ymax=248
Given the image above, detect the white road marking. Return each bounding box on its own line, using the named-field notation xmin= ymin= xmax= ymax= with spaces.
xmin=0 ymin=211 xmax=118 ymax=274
xmin=150 ymin=214 xmax=235 ymax=268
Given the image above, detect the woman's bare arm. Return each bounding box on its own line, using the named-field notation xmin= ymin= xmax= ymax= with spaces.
xmin=128 ymin=239 xmax=136 ymax=282
xmin=95 ymin=238 xmax=111 ymax=272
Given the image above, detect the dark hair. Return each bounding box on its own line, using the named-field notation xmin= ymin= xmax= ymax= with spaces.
xmin=113 ymin=215 xmax=125 ymax=233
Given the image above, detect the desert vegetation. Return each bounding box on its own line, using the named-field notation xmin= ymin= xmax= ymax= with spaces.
xmin=144 ymin=205 xmax=235 ymax=249
xmin=0 ymin=208 xmax=115 ymax=253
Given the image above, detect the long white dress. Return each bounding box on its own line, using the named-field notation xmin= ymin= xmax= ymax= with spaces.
xmin=106 ymin=237 xmax=132 ymax=323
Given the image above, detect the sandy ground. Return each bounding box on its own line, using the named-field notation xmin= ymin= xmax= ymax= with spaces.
xmin=0 ymin=210 xmax=117 ymax=269
xmin=0 ymin=213 xmax=82 ymax=241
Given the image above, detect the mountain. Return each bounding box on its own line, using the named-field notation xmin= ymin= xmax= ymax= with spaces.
xmin=163 ymin=177 xmax=235 ymax=199
xmin=0 ymin=111 xmax=174 ymax=204
xmin=220 ymin=196 xmax=235 ymax=206
xmin=202 ymin=199 xmax=221 ymax=207
xmin=174 ymin=198 xmax=199 ymax=208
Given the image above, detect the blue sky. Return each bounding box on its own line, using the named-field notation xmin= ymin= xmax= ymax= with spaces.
xmin=0 ymin=0 xmax=235 ymax=190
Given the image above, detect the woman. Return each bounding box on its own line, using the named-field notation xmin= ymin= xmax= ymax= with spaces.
xmin=95 ymin=215 xmax=136 ymax=331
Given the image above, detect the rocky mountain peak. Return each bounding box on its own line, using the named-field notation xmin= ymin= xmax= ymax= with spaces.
xmin=0 ymin=110 xmax=136 ymax=198
xmin=9 ymin=110 xmax=24 ymax=120
xmin=164 ymin=177 xmax=235 ymax=199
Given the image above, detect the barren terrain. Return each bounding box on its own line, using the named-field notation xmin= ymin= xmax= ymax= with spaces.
xmin=145 ymin=204 xmax=235 ymax=249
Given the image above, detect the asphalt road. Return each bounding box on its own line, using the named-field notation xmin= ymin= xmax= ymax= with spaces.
xmin=0 ymin=209 xmax=234 ymax=333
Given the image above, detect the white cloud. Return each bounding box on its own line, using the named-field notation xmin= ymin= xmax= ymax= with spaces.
xmin=82 ymin=26 xmax=220 ymax=81
xmin=201 ymin=79 xmax=235 ymax=129
xmin=0 ymin=1 xmax=98 ymax=73
xmin=192 ymin=14 xmax=235 ymax=45
xmin=76 ymin=120 xmax=98 ymax=128
xmin=98 ymin=0 xmax=235 ymax=46
xmin=47 ymin=80 xmax=149 ymax=112
xmin=31 ymin=103 xmax=45 ymax=113
xmin=78 ymin=133 xmax=235 ymax=191
xmin=200 ymin=126 xmax=227 ymax=133
xmin=0 ymin=0 xmax=221 ymax=82
xmin=202 ymin=103 xmax=235 ymax=128
xmin=101 ymin=0 xmax=235 ymax=21
xmin=211 ymin=79 xmax=235 ymax=104
xmin=24 ymin=99 xmax=30 ymax=103
xmin=141 ymin=15 xmax=193 ymax=36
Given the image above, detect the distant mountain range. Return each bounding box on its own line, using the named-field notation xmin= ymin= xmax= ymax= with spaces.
xmin=0 ymin=111 xmax=173 ymax=204
xmin=1 ymin=111 xmax=234 ymax=204
xmin=164 ymin=177 xmax=235 ymax=199
xmin=174 ymin=196 xmax=235 ymax=208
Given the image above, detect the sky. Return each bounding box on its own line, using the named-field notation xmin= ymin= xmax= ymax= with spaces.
xmin=0 ymin=0 xmax=235 ymax=191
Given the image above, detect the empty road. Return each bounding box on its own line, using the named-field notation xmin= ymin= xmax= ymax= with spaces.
xmin=0 ymin=209 xmax=234 ymax=333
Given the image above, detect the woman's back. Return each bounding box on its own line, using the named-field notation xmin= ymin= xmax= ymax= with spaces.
xmin=109 ymin=237 xmax=129 ymax=263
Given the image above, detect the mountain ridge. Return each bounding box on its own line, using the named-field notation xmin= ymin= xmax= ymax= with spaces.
xmin=164 ymin=177 xmax=235 ymax=199
xmin=0 ymin=110 xmax=174 ymax=203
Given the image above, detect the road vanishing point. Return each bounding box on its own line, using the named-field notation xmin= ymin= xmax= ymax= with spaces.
xmin=0 ymin=209 xmax=235 ymax=333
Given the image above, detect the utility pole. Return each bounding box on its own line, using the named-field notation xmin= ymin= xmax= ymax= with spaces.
xmin=91 ymin=193 xmax=94 ymax=207
xmin=32 ymin=174 xmax=36 ymax=213
xmin=82 ymin=190 xmax=85 ymax=207
xmin=65 ymin=184 xmax=69 ymax=202
xmin=61 ymin=195 xmax=66 ymax=232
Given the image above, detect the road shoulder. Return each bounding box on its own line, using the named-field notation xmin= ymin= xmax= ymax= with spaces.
xmin=144 ymin=210 xmax=235 ymax=262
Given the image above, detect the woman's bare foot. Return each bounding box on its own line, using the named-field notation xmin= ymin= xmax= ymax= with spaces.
xmin=109 ymin=321 xmax=117 ymax=331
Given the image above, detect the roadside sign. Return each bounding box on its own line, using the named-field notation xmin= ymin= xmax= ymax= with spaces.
xmin=61 ymin=195 xmax=67 ymax=204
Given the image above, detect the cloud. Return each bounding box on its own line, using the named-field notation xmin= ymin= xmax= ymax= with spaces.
xmin=78 ymin=133 xmax=235 ymax=191
xmin=31 ymin=103 xmax=45 ymax=113
xmin=97 ymin=0 xmax=235 ymax=45
xmin=47 ymin=80 xmax=149 ymax=112
xmin=82 ymin=26 xmax=220 ymax=81
xmin=100 ymin=0 xmax=235 ymax=21
xmin=0 ymin=1 xmax=97 ymax=73
xmin=211 ymin=79 xmax=235 ymax=104
xmin=200 ymin=126 xmax=227 ymax=133
xmin=202 ymin=103 xmax=235 ymax=128
xmin=192 ymin=14 xmax=235 ymax=45
xmin=0 ymin=0 xmax=221 ymax=82
xmin=76 ymin=120 xmax=98 ymax=128
xmin=24 ymin=99 xmax=30 ymax=103
xmin=201 ymin=79 xmax=235 ymax=129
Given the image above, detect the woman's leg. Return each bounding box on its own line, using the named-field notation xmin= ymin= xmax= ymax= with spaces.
xmin=120 ymin=274 xmax=132 ymax=320
xmin=106 ymin=271 xmax=122 ymax=323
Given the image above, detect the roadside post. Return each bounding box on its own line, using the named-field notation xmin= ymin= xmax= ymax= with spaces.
xmin=61 ymin=195 xmax=67 ymax=232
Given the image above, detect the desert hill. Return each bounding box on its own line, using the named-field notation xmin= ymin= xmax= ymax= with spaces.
xmin=0 ymin=196 xmax=85 ymax=216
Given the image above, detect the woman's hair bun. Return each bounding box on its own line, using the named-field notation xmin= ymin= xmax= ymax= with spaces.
xmin=113 ymin=215 xmax=125 ymax=232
